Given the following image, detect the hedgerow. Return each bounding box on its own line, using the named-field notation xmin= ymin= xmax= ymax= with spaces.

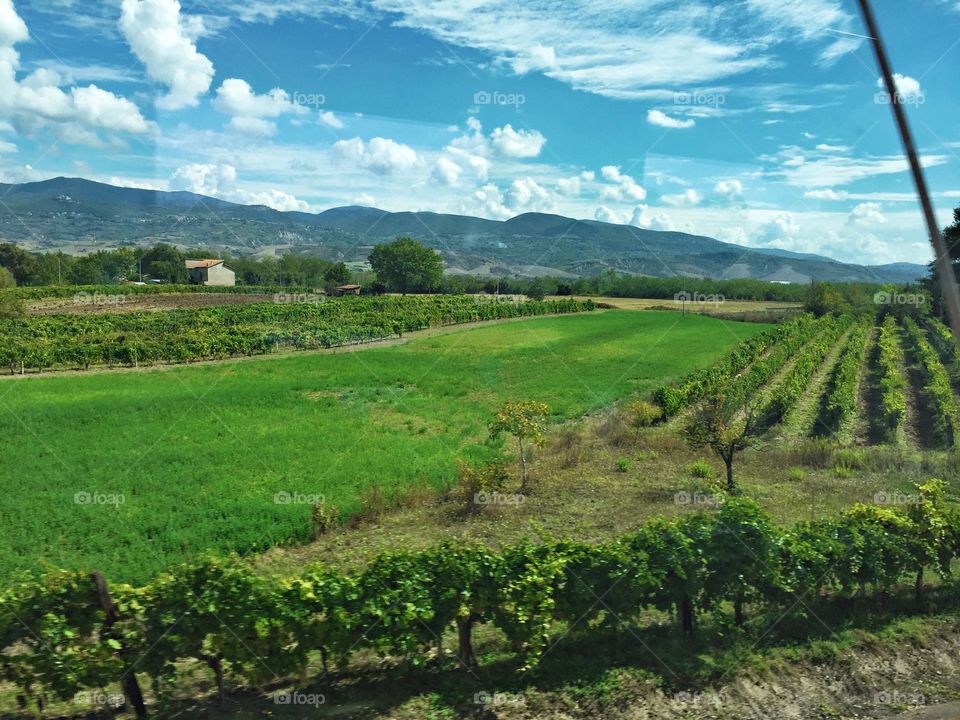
xmin=903 ymin=315 xmax=959 ymax=446
xmin=0 ymin=296 xmax=594 ymax=373
xmin=2 ymin=482 xmax=956 ymax=715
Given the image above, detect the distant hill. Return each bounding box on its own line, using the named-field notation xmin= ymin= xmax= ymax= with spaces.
xmin=0 ymin=177 xmax=927 ymax=283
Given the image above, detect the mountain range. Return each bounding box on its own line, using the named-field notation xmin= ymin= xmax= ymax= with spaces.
xmin=0 ymin=177 xmax=927 ymax=283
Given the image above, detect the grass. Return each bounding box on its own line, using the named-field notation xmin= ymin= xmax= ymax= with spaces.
xmin=0 ymin=310 xmax=766 ymax=583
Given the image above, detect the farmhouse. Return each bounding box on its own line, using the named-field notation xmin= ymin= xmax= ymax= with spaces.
xmin=185 ymin=259 xmax=235 ymax=287
xmin=334 ymin=284 xmax=362 ymax=296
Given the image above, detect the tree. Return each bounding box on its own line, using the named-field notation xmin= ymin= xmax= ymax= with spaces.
xmin=369 ymin=237 xmax=443 ymax=294
xmin=526 ymin=277 xmax=546 ymax=301
xmin=489 ymin=401 xmax=550 ymax=493
xmin=324 ymin=262 xmax=352 ymax=288
xmin=0 ymin=266 xmax=15 ymax=289
xmin=683 ymin=393 xmax=755 ymax=492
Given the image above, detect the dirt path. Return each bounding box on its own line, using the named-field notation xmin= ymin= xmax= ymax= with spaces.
xmin=0 ymin=311 xmax=609 ymax=382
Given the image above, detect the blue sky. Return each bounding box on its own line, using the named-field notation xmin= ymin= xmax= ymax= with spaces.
xmin=1 ymin=0 xmax=959 ymax=265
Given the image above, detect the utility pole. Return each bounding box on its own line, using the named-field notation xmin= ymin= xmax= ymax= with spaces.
xmin=857 ymin=0 xmax=960 ymax=348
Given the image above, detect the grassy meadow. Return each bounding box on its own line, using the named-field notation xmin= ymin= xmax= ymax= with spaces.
xmin=0 ymin=310 xmax=767 ymax=582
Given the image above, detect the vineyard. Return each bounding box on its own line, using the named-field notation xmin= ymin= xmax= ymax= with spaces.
xmin=0 ymin=295 xmax=594 ymax=373
xmin=1 ymin=482 xmax=956 ymax=716
xmin=653 ymin=310 xmax=960 ymax=449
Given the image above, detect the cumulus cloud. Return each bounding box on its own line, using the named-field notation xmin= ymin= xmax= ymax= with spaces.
xmin=557 ymin=171 xmax=594 ymax=197
xmin=878 ymin=73 xmax=924 ymax=103
xmin=430 ymin=156 xmax=462 ymax=185
xmin=0 ymin=1 xmax=152 ymax=145
xmin=599 ymin=165 xmax=646 ymax=202
xmin=713 ymin=179 xmax=743 ymax=200
xmin=751 ymin=212 xmax=800 ymax=247
xmin=212 ymin=78 xmax=308 ymax=136
xmin=169 ymin=162 xmax=311 ymax=211
xmin=333 ymin=136 xmax=420 ymax=176
xmin=120 ymin=0 xmax=214 ymax=110
xmin=593 ymin=204 xmax=675 ymax=231
xmin=647 ymin=109 xmax=695 ymax=129
xmin=489 ymin=124 xmax=546 ymax=158
xmin=848 ymin=201 xmax=886 ymax=227
xmin=661 ymin=188 xmax=702 ymax=207
xmin=472 ymin=177 xmax=556 ymax=219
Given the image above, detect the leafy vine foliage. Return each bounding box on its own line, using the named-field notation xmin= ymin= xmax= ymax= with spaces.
xmin=2 ymin=484 xmax=958 ymax=713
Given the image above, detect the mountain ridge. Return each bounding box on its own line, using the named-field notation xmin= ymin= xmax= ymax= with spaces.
xmin=0 ymin=177 xmax=927 ymax=283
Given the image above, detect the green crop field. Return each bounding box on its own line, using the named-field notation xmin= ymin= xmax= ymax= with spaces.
xmin=0 ymin=310 xmax=765 ymax=583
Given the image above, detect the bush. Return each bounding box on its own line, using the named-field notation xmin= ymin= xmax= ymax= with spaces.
xmin=454 ymin=460 xmax=509 ymax=513
xmin=689 ymin=460 xmax=712 ymax=479
xmin=616 ymin=458 xmax=631 ymax=473
xmin=629 ymin=399 xmax=662 ymax=433
xmin=787 ymin=467 xmax=807 ymax=482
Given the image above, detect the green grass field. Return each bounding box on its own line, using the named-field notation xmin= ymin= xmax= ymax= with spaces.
xmin=0 ymin=310 xmax=767 ymax=582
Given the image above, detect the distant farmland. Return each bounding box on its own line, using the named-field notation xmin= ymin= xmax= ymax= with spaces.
xmin=0 ymin=310 xmax=766 ymax=582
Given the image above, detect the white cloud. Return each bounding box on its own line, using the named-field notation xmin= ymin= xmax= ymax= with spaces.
xmin=0 ymin=1 xmax=152 ymax=145
xmin=226 ymin=116 xmax=277 ymax=136
xmin=878 ymin=73 xmax=924 ymax=102
xmin=662 ymin=188 xmax=702 ymax=207
xmin=713 ymin=179 xmax=743 ymax=199
xmin=213 ymin=78 xmax=307 ymax=118
xmin=471 ymin=177 xmax=556 ymax=219
xmin=744 ymin=0 xmax=861 ymax=64
xmin=647 ymin=109 xmax=695 ymax=129
xmin=779 ymin=152 xmax=948 ymax=188
xmin=599 ymin=165 xmax=646 ymax=202
xmin=319 ymin=110 xmax=344 ymax=128
xmin=593 ymin=204 xmax=675 ymax=231
xmin=489 ymin=124 xmax=546 ymax=158
xmin=815 ymin=143 xmax=848 ymax=153
xmin=557 ymin=172 xmax=592 ymax=196
xmin=752 ymin=212 xmax=800 ymax=247
xmin=430 ymin=156 xmax=461 ymax=185
xmin=333 ymin=136 xmax=420 ymax=176
xmin=849 ymin=201 xmax=886 ymax=227
xmin=511 ymin=43 xmax=557 ymax=74
xmin=169 ymin=162 xmax=311 ymax=211
xmin=120 ymin=0 xmax=214 ymax=110
xmin=803 ymin=188 xmax=848 ymax=200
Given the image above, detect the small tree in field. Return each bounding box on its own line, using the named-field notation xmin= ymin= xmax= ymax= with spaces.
xmin=489 ymin=401 xmax=550 ymax=493
xmin=683 ymin=393 xmax=755 ymax=492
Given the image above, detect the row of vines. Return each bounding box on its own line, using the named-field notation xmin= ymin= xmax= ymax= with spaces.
xmin=1 ymin=284 xmax=287 ymax=301
xmin=1 ymin=483 xmax=955 ymax=715
xmin=903 ymin=316 xmax=960 ymax=446
xmin=0 ymin=296 xmax=594 ymax=373
xmin=823 ymin=321 xmax=871 ymax=435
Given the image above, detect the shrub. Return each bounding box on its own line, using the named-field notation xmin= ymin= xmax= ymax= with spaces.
xmin=616 ymin=458 xmax=631 ymax=473
xmin=454 ymin=460 xmax=509 ymax=513
xmin=628 ymin=399 xmax=662 ymax=439
xmin=787 ymin=467 xmax=807 ymax=482
xmin=689 ymin=460 xmax=712 ymax=479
